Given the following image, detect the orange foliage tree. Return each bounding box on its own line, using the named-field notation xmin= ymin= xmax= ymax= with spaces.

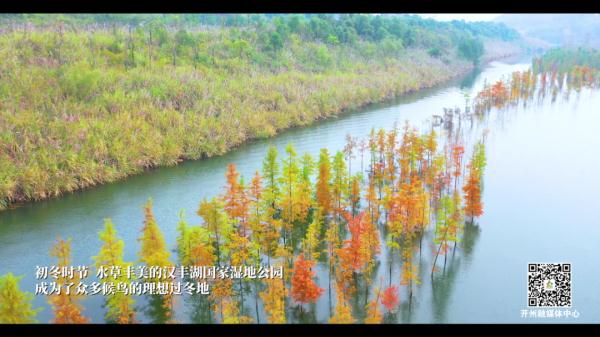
xmin=290 ymin=255 xmax=323 ymax=309
xmin=364 ymin=285 xmax=383 ymax=324
xmin=48 ymin=238 xmax=89 ymax=324
xmin=316 ymin=148 xmax=333 ymax=216
xmin=223 ymin=163 xmax=250 ymax=236
xmin=381 ymin=285 xmax=399 ymax=313
xmin=348 ymin=174 xmax=361 ymax=216
xmin=463 ymin=161 xmax=483 ymax=223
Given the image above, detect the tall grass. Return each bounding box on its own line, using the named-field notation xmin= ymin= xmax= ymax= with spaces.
xmin=0 ymin=22 xmax=514 ymax=210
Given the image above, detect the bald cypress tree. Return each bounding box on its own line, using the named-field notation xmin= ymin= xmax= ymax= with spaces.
xmin=0 ymin=273 xmax=41 ymax=323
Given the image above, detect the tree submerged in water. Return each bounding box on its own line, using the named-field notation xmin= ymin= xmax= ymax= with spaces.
xmin=0 ymin=273 xmax=42 ymax=323
xmin=48 ymin=238 xmax=89 ymax=324
xmin=0 ymin=118 xmax=491 ymax=323
xmin=93 ymin=219 xmax=136 ymax=324
xmin=291 ymin=255 xmax=323 ymax=310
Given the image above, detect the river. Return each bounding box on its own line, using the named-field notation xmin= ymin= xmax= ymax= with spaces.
xmin=1 ymin=54 xmax=599 ymax=323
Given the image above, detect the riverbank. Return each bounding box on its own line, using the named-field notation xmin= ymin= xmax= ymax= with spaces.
xmin=0 ymin=17 xmax=523 ymax=211
xmin=0 ymin=47 xmax=523 ymax=212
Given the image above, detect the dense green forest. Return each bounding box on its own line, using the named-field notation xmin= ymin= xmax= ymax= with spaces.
xmin=0 ymin=14 xmax=521 ymax=210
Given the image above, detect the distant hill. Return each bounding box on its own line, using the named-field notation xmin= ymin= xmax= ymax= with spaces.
xmin=495 ymin=14 xmax=600 ymax=50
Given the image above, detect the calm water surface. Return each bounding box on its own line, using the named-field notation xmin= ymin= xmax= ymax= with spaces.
xmin=1 ymin=55 xmax=599 ymax=323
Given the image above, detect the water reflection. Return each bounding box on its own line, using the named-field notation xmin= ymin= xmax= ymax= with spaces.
xmin=291 ymin=303 xmax=318 ymax=323
xmin=461 ymin=222 xmax=481 ymax=263
xmin=460 ymin=66 xmax=482 ymax=89
xmin=187 ymin=293 xmax=213 ymax=324
xmin=143 ymin=294 xmax=171 ymax=324
xmin=430 ymin=221 xmax=481 ymax=323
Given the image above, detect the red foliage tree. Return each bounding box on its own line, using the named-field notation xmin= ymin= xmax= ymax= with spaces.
xmin=463 ymin=163 xmax=483 ymax=222
xmin=381 ymin=285 xmax=399 ymax=313
xmin=346 ymin=212 xmax=364 ymax=271
xmin=291 ymin=255 xmax=323 ymax=306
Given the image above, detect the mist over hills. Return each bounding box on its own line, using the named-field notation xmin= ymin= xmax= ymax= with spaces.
xmin=495 ymin=14 xmax=600 ymax=49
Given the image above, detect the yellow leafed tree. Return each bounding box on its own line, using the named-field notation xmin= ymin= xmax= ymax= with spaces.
xmin=0 ymin=273 xmax=41 ymax=323
xmin=48 ymin=237 xmax=89 ymax=324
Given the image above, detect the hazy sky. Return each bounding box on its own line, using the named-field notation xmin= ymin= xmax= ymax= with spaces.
xmin=418 ymin=14 xmax=502 ymax=22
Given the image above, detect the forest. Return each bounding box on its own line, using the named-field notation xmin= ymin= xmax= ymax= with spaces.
xmin=0 ymin=14 xmax=522 ymax=210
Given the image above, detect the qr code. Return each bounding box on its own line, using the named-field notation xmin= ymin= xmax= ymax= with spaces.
xmin=528 ymin=263 xmax=571 ymax=307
